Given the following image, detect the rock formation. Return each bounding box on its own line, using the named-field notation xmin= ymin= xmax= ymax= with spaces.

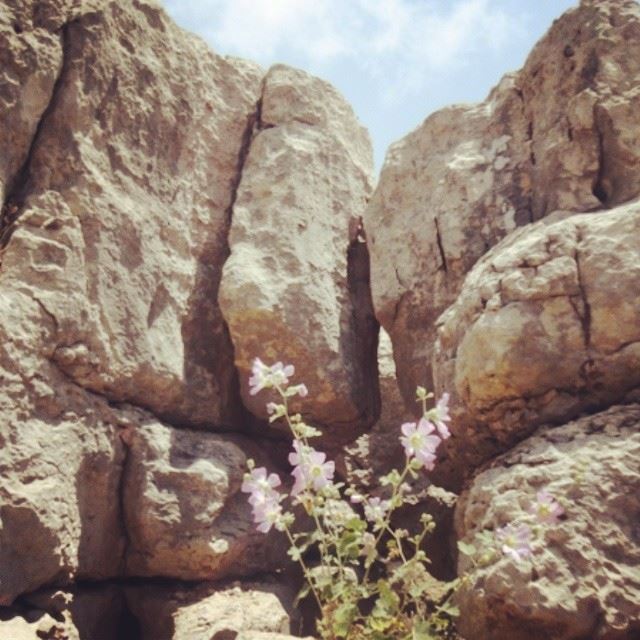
xmin=219 ymin=64 xmax=379 ymax=449
xmin=455 ymin=405 xmax=640 ymax=640
xmin=365 ymin=0 xmax=640 ymax=410
xmin=1 ymin=0 xmax=640 ymax=637
xmin=0 ymin=0 xmax=374 ymax=635
xmin=433 ymin=201 xmax=640 ymax=487
xmin=363 ymin=0 xmax=640 ymax=636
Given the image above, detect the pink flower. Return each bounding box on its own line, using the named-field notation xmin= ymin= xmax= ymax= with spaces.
xmin=248 ymin=358 xmax=295 ymax=395
xmin=289 ymin=441 xmax=335 ymax=495
xmin=400 ymin=418 xmax=442 ymax=470
xmin=496 ymin=524 xmax=532 ymax=562
xmin=433 ymin=393 xmax=451 ymax=439
xmin=529 ymin=490 xmax=564 ymax=524
xmin=252 ymin=498 xmax=284 ymax=533
xmin=241 ymin=467 xmax=281 ymax=496
xmin=241 ymin=467 xmax=284 ymax=533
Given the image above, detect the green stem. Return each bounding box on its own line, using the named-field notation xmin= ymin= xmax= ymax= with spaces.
xmin=283 ymin=523 xmax=323 ymax=611
xmin=362 ymin=462 xmax=411 ymax=585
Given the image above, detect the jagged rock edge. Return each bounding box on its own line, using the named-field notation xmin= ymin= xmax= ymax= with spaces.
xmin=0 ymin=19 xmax=75 ymax=258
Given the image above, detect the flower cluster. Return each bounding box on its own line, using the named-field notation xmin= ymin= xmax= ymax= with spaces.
xmin=240 ymin=358 xmax=568 ymax=639
xmin=240 ymin=358 xmax=459 ymax=639
xmin=249 ymin=358 xmax=308 ymax=398
xmin=241 ymin=466 xmax=285 ymax=533
xmin=289 ymin=440 xmax=335 ymax=495
xmin=459 ymin=488 xmax=565 ymax=564
xmin=399 ymin=389 xmax=451 ymax=470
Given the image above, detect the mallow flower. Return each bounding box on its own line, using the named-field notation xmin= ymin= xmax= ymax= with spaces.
xmin=431 ymin=392 xmax=452 ymax=439
xmin=289 ymin=440 xmax=335 ymax=495
xmin=241 ymin=467 xmax=284 ymax=532
xmin=249 ymin=358 xmax=295 ymax=395
xmin=495 ymin=523 xmax=532 ymax=562
xmin=400 ymin=418 xmax=442 ymax=470
xmin=529 ymin=490 xmax=564 ymax=524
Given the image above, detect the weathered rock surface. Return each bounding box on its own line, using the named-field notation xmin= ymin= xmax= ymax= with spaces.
xmin=433 ymin=202 xmax=640 ymax=487
xmin=219 ymin=64 xmax=378 ymax=448
xmin=125 ymin=581 xmax=298 ymax=640
xmin=123 ymin=418 xmax=287 ymax=580
xmin=0 ymin=614 xmax=74 ymax=640
xmin=0 ymin=0 xmax=67 ymax=209
xmin=455 ymin=404 xmax=640 ymax=640
xmin=340 ymin=327 xmax=411 ymax=485
xmin=365 ymin=0 xmax=640 ymax=407
xmin=23 ymin=585 xmax=127 ymax=640
xmin=0 ymin=0 xmax=263 ymax=430
xmin=0 ymin=290 xmax=125 ymax=605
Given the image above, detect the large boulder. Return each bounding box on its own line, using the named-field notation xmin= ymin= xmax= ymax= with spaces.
xmin=454 ymin=404 xmax=640 ymax=640
xmin=433 ymin=202 xmax=640 ymax=487
xmin=0 ymin=0 xmax=263 ymax=429
xmin=122 ymin=417 xmax=287 ymax=580
xmin=365 ymin=0 xmax=640 ymax=407
xmin=219 ymin=64 xmax=379 ymax=448
xmin=0 ymin=0 xmax=68 ymax=207
xmin=125 ymin=581 xmax=299 ymax=640
xmin=0 ymin=290 xmax=125 ymax=605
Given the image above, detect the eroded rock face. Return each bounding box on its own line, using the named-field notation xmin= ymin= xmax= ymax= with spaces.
xmin=0 ymin=0 xmax=67 ymax=208
xmin=122 ymin=418 xmax=287 ymax=580
xmin=433 ymin=202 xmax=640 ymax=487
xmin=219 ymin=64 xmax=379 ymax=448
xmin=0 ymin=0 xmax=263 ymax=430
xmin=23 ymin=585 xmax=127 ymax=640
xmin=455 ymin=405 xmax=640 ymax=640
xmin=125 ymin=581 xmax=297 ymax=640
xmin=0 ymin=290 xmax=125 ymax=605
xmin=365 ymin=0 xmax=640 ymax=407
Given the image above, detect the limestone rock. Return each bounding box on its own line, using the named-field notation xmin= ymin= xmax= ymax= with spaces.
xmin=125 ymin=581 xmax=297 ymax=640
xmin=433 ymin=202 xmax=640 ymax=487
xmin=365 ymin=0 xmax=640 ymax=407
xmin=454 ymin=404 xmax=640 ymax=640
xmin=0 ymin=614 xmax=75 ymax=640
xmin=219 ymin=64 xmax=378 ymax=448
xmin=0 ymin=290 xmax=125 ymax=605
xmin=122 ymin=418 xmax=287 ymax=580
xmin=0 ymin=0 xmax=66 ymax=208
xmin=0 ymin=0 xmax=263 ymax=429
xmin=23 ymin=585 xmax=127 ymax=640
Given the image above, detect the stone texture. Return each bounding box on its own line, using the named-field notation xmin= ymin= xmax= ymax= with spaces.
xmin=0 ymin=0 xmax=263 ymax=430
xmin=23 ymin=585 xmax=127 ymax=640
xmin=125 ymin=581 xmax=298 ymax=640
xmin=122 ymin=418 xmax=287 ymax=580
xmin=0 ymin=614 xmax=75 ymax=640
xmin=0 ymin=290 xmax=125 ymax=605
xmin=339 ymin=327 xmax=412 ymax=485
xmin=454 ymin=404 xmax=640 ymax=640
xmin=219 ymin=64 xmax=379 ymax=449
xmin=365 ymin=0 xmax=640 ymax=408
xmin=0 ymin=0 xmax=67 ymax=209
xmin=433 ymin=202 xmax=640 ymax=487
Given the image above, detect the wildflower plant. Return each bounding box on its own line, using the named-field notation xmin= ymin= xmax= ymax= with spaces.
xmin=457 ymin=488 xmax=565 ymax=567
xmin=241 ymin=358 xmax=459 ymax=639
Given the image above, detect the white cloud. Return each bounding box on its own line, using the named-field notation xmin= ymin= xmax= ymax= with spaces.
xmin=163 ymin=0 xmax=524 ymax=103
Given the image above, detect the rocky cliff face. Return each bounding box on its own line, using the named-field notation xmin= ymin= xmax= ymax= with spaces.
xmin=0 ymin=0 xmax=372 ymax=637
xmin=1 ymin=0 xmax=639 ymax=638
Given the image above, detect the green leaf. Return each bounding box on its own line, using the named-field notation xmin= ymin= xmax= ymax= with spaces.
xmin=288 ymin=546 xmax=302 ymax=561
xmin=332 ymin=602 xmax=358 ymax=638
xmin=457 ymin=540 xmax=476 ymax=556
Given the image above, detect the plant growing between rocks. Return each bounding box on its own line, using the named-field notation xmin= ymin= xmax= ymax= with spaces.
xmin=242 ymin=359 xmax=565 ymax=639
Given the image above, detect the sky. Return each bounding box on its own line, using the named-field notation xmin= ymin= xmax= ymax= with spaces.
xmin=162 ymin=0 xmax=579 ymax=172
